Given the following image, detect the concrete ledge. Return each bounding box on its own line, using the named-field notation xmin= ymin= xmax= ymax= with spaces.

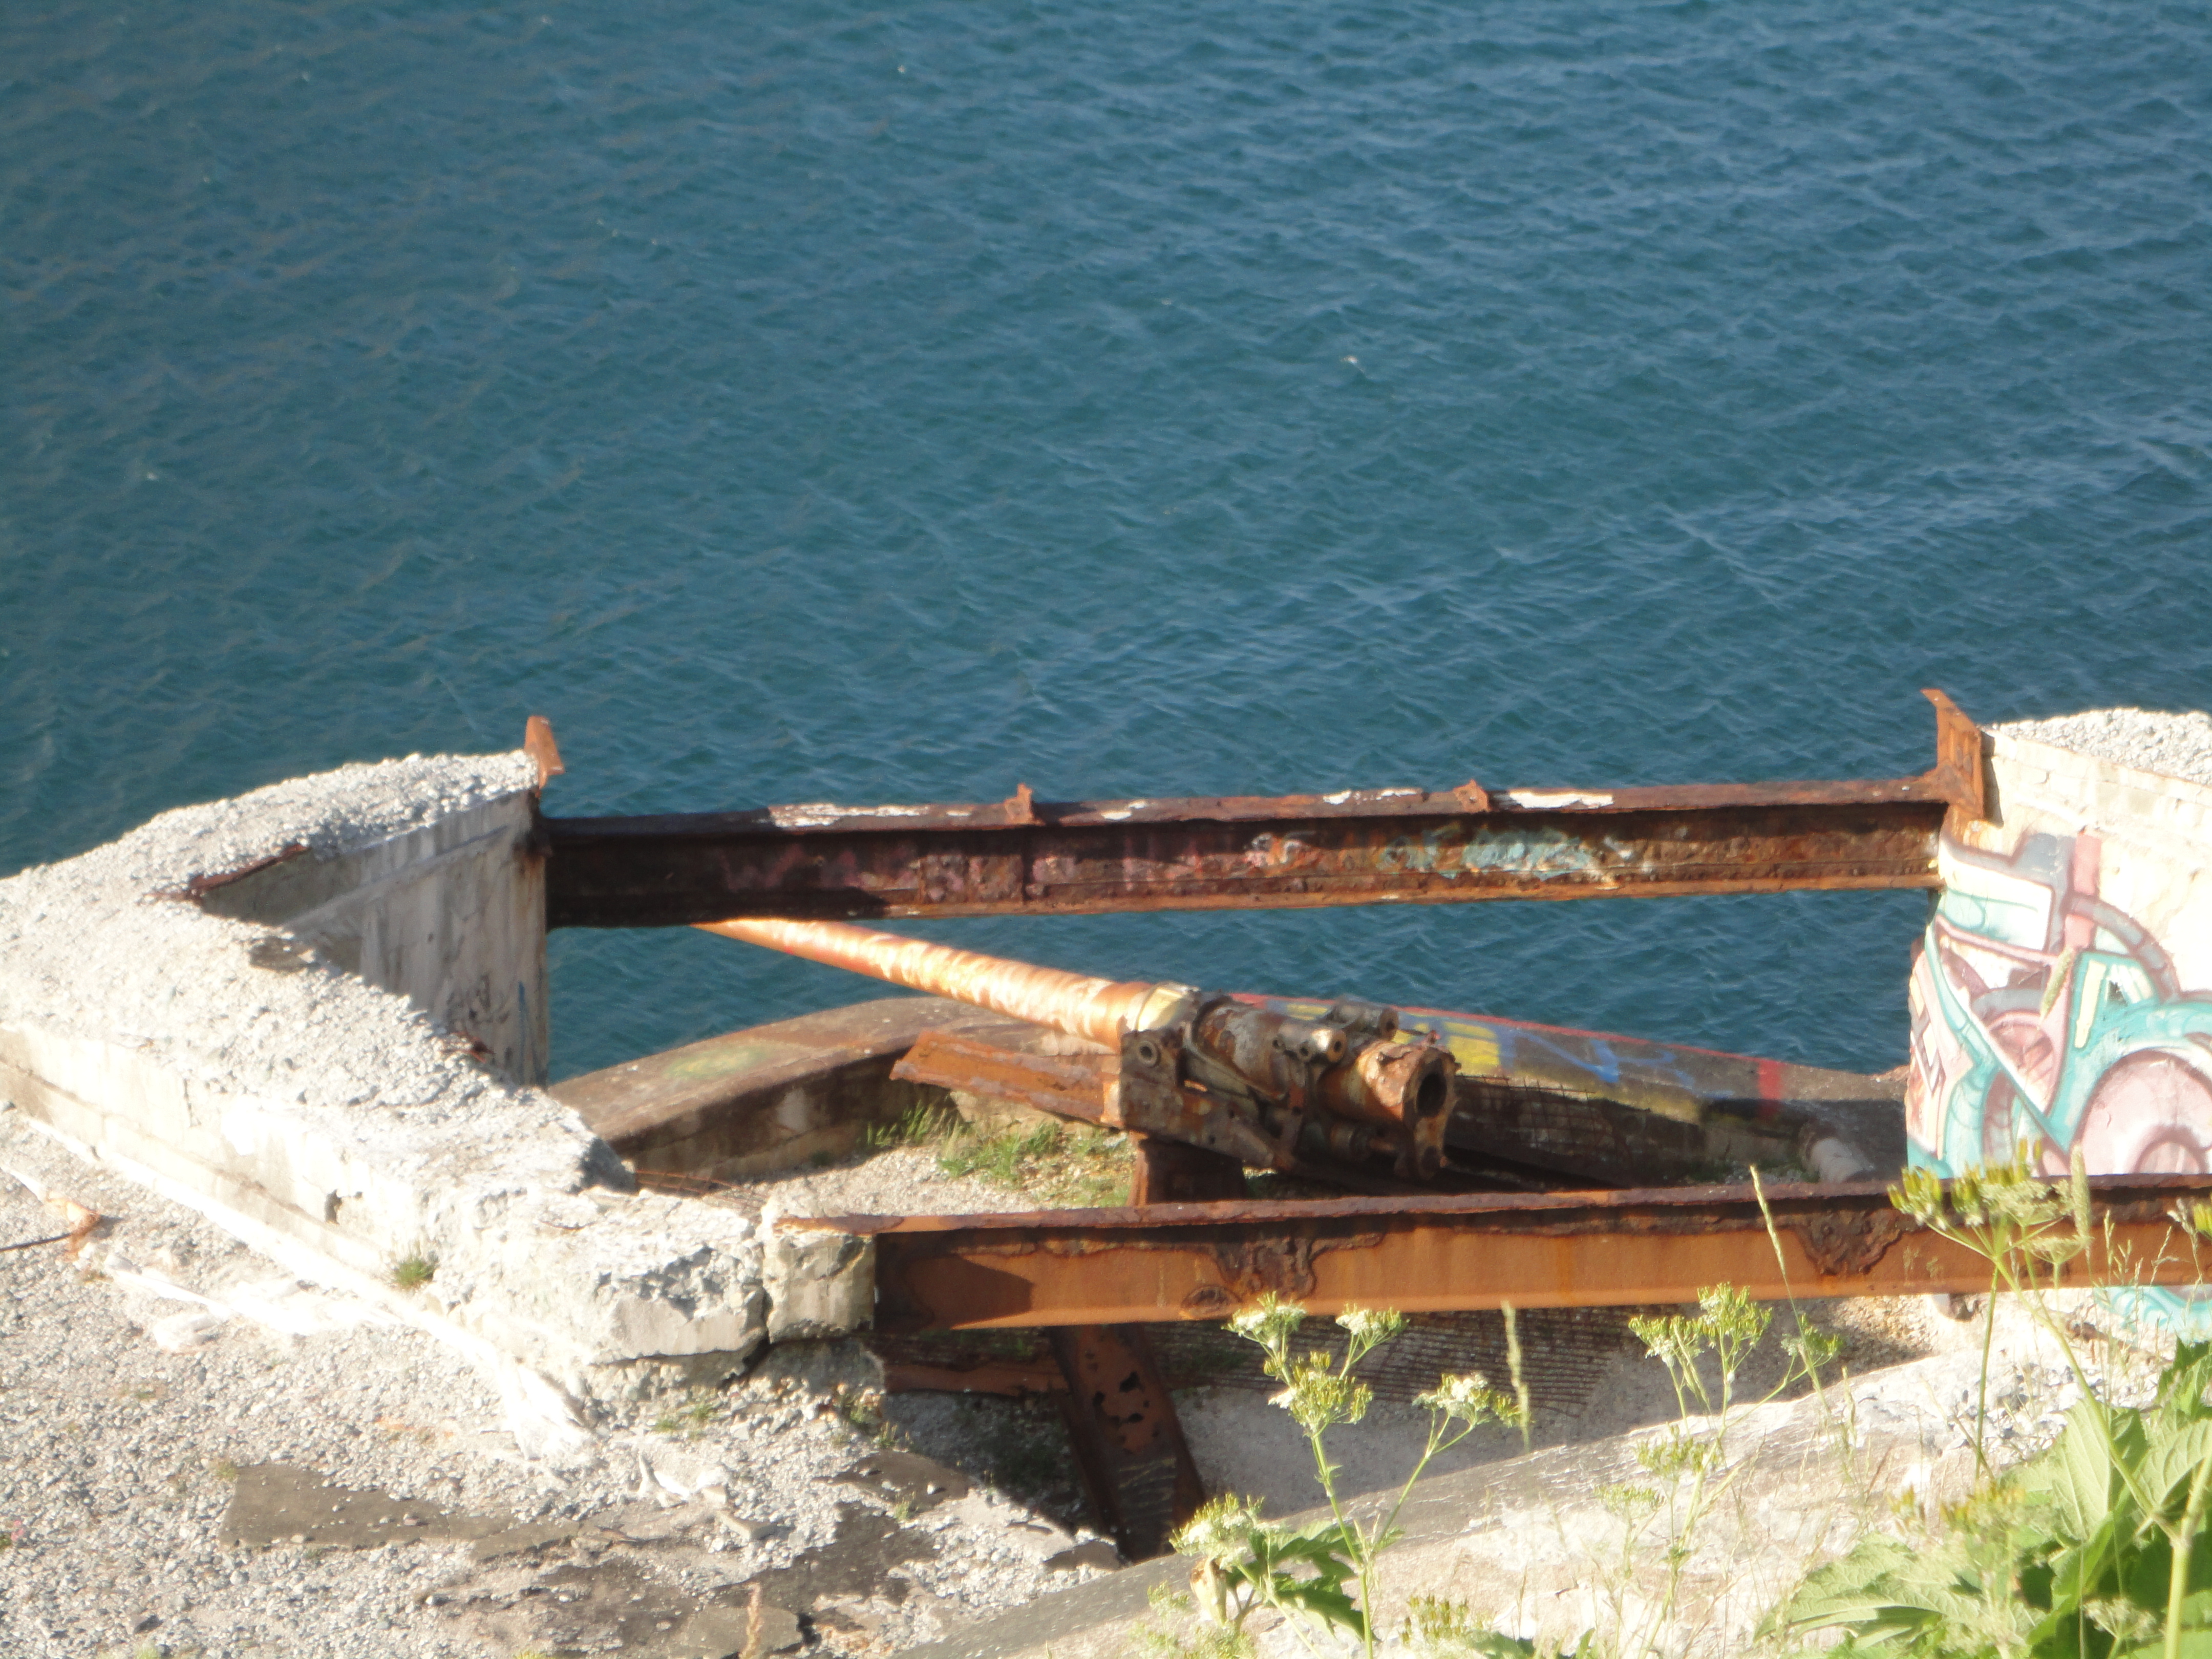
xmin=0 ymin=751 xmax=820 ymax=1409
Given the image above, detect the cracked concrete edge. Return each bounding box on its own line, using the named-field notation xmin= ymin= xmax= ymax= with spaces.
xmin=0 ymin=749 xmax=877 ymax=1429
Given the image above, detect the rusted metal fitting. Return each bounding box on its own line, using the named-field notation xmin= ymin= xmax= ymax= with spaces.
xmin=1172 ymin=997 xmax=1456 ymax=1181
xmin=1315 ymin=1037 xmax=1454 ymax=1178
xmin=1320 ymin=998 xmax=1399 ymax=1043
xmin=1186 ymin=1002 xmax=1344 ymax=1101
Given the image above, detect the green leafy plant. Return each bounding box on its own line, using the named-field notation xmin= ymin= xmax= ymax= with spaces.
xmin=1172 ymin=1295 xmax=1526 ymax=1659
xmin=391 ymin=1251 xmax=438 ymax=1291
xmin=1773 ymin=1150 xmax=2212 ymax=1659
xmin=1780 ymin=1341 xmax=2212 ymax=1657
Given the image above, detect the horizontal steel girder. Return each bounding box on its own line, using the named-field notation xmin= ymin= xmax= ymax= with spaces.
xmin=544 ymin=777 xmax=1952 ymax=927
xmin=783 ymin=1174 xmax=2212 ymax=1333
xmin=540 ymin=691 xmax=1981 ymax=926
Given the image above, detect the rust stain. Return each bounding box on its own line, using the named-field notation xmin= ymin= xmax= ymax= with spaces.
xmin=162 ymin=841 xmax=310 ymax=902
xmin=1783 ymin=1206 xmax=1914 ymax=1275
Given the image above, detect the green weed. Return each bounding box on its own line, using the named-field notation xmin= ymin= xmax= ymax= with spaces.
xmin=1171 ymin=1296 xmax=1527 ymax=1659
xmin=391 ymin=1251 xmax=438 ymax=1291
xmin=1405 ymin=1593 xmax=1585 ymax=1658
xmin=866 ymin=1099 xmax=1134 ymax=1206
xmin=1771 ymin=1146 xmax=2212 ymax=1659
xmin=864 ymin=1102 xmax=962 ymax=1151
xmin=936 ymin=1119 xmax=1132 ymax=1207
xmin=1130 ymin=1584 xmax=1257 ymax=1659
xmin=654 ymin=1390 xmax=720 ymax=1439
xmin=830 ymin=1381 xmax=900 ymax=1448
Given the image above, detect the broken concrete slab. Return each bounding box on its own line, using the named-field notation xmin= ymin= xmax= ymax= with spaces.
xmin=749 ymin=1500 xmax=937 ymax=1611
xmin=890 ymin=1311 xmax=2102 ymax=1659
xmin=763 ymin=1220 xmax=873 ymax=1343
xmin=442 ymin=1550 xmax=805 ymax=1659
xmin=1045 ymin=1540 xmax=1121 ymax=1573
xmin=220 ymin=1462 xmax=812 ymax=1657
xmin=220 ymin=1461 xmax=525 ymax=1550
xmin=835 ymin=1449 xmax=973 ymax=1513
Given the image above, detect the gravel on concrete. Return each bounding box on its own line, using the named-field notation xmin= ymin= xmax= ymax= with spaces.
xmin=0 ymin=754 xmax=539 ymax=1119
xmin=1995 ymin=706 xmax=2212 ymax=790
xmin=0 ymin=1107 xmax=1119 ymax=1659
xmin=702 ymin=1147 xmax=1022 ymax=1226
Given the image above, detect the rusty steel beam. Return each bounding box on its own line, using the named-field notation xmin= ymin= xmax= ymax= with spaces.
xmin=1049 ymin=1325 xmax=1206 ymax=1560
xmin=542 ymin=693 xmax=1982 ymax=928
xmin=784 ymin=1173 xmax=2212 ymax=1333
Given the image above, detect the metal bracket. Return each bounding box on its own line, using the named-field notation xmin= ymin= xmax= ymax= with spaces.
xmin=1118 ymin=1027 xmax=1280 ymax=1168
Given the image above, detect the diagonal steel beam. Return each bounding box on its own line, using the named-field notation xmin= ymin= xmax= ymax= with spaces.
xmin=543 ymin=692 xmax=1981 ymax=928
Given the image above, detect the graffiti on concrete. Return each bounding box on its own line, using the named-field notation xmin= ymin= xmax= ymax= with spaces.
xmin=1907 ymin=828 xmax=2212 ymax=1177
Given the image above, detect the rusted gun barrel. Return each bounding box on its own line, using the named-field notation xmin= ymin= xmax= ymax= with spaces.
xmin=696 ymin=916 xmax=1457 ymax=1181
xmin=696 ymin=917 xmax=1185 ymax=1046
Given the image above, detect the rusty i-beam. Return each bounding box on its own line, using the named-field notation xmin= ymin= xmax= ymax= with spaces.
xmin=790 ymin=1174 xmax=2212 ymax=1334
xmin=541 ymin=691 xmax=1985 ymax=927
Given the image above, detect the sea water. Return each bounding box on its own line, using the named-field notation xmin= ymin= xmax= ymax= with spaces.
xmin=5 ymin=1 xmax=2208 ymax=1079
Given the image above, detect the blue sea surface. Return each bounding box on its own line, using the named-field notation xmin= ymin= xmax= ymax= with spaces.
xmin=5 ymin=2 xmax=2209 ymax=1080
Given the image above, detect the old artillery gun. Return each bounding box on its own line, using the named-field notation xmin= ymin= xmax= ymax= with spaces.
xmin=697 ymin=915 xmax=1458 ymax=1199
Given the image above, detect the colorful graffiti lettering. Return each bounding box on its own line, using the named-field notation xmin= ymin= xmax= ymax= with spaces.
xmin=1907 ymin=829 xmax=2212 ymax=1179
xmin=1370 ymin=825 xmax=1607 ymax=880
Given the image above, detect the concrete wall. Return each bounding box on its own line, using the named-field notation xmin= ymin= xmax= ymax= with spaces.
xmin=193 ymin=793 xmax=549 ymax=1086
xmin=1906 ymin=722 xmax=2212 ymax=1177
xmin=0 ymin=753 xmax=865 ymax=1425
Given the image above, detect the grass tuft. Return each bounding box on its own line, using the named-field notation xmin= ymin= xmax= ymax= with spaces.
xmin=864 ymin=1102 xmax=962 ymax=1151
xmin=937 ymin=1119 xmax=1132 ymax=1208
xmin=391 ymin=1251 xmax=438 ymax=1291
xmin=867 ymin=1101 xmax=1134 ymax=1207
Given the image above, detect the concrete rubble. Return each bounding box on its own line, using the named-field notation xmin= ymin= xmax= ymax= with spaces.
xmin=1995 ymin=705 xmax=2212 ymax=792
